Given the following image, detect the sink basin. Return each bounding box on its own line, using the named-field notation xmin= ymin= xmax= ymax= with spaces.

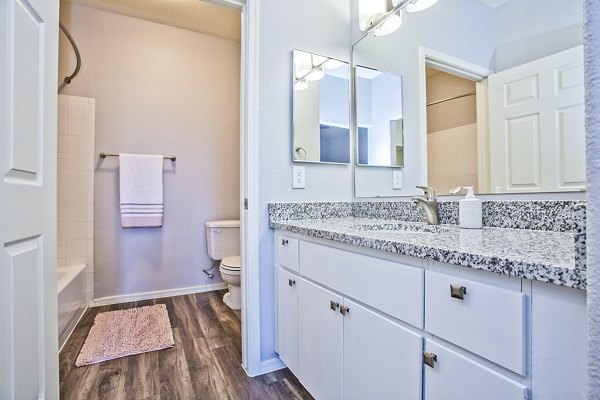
xmin=351 ymin=222 xmax=451 ymax=234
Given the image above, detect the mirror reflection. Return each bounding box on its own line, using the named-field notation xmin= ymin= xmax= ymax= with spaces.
xmin=353 ymin=0 xmax=584 ymax=197
xmin=293 ymin=49 xmax=350 ymax=164
xmin=355 ymin=66 xmax=404 ymax=167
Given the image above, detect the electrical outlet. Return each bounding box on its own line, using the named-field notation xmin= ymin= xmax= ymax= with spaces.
xmin=392 ymin=170 xmax=402 ymax=189
xmin=293 ymin=166 xmax=306 ymax=189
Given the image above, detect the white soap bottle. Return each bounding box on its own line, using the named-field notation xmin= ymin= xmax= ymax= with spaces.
xmin=459 ymin=186 xmax=482 ymax=229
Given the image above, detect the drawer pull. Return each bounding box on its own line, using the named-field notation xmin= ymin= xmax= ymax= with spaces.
xmin=281 ymin=238 xmax=289 ymax=245
xmin=288 ymin=279 xmax=296 ymax=287
xmin=423 ymin=351 xmax=438 ymax=368
xmin=330 ymin=300 xmax=339 ymax=311
xmin=450 ymin=284 xmax=467 ymax=300
xmin=340 ymin=305 xmax=350 ymax=316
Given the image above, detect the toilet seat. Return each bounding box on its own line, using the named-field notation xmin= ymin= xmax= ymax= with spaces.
xmin=220 ymin=256 xmax=241 ymax=271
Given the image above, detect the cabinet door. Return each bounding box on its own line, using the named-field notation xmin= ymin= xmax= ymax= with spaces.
xmin=276 ymin=267 xmax=299 ymax=374
xmin=299 ymin=278 xmax=344 ymax=400
xmin=343 ymin=299 xmax=422 ymax=400
xmin=424 ymin=340 xmax=527 ymax=400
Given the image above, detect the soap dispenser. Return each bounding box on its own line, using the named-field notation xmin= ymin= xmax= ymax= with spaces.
xmin=459 ymin=186 xmax=482 ymax=229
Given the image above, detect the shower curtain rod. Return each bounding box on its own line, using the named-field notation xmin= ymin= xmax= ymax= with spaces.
xmin=426 ymin=91 xmax=476 ymax=107
xmin=59 ymin=22 xmax=81 ymax=84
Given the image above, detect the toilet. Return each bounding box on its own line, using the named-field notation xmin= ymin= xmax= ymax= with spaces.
xmin=205 ymin=220 xmax=241 ymax=310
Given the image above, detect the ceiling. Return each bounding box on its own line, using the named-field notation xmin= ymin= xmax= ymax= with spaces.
xmin=62 ymin=0 xmax=241 ymax=42
xmin=476 ymin=0 xmax=510 ymax=7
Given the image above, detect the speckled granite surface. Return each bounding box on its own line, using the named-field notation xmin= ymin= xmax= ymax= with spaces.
xmin=270 ymin=217 xmax=585 ymax=289
xmin=574 ymin=203 xmax=587 ymax=270
xmin=269 ymin=200 xmax=583 ymax=232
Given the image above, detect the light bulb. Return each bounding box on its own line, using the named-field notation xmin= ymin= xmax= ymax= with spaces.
xmin=306 ymin=69 xmax=325 ymax=81
xmin=312 ymin=55 xmax=328 ymax=67
xmin=373 ymin=13 xmax=402 ymax=36
xmin=405 ymin=0 xmax=438 ymax=13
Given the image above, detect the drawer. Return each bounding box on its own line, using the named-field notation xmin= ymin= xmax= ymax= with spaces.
xmin=424 ymin=340 xmax=527 ymax=400
xmin=425 ymin=270 xmax=526 ymax=375
xmin=299 ymin=241 xmax=424 ymax=328
xmin=277 ymin=235 xmax=299 ymax=271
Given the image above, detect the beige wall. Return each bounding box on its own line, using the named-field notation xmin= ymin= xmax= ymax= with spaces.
xmin=59 ymin=3 xmax=240 ymax=299
xmin=426 ymin=69 xmax=478 ymax=194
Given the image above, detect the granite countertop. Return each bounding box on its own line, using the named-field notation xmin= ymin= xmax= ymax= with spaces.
xmin=269 ymin=217 xmax=586 ymax=290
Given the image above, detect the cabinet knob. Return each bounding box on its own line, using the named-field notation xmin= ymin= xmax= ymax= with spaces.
xmin=281 ymin=238 xmax=289 ymax=245
xmin=330 ymin=300 xmax=339 ymax=311
xmin=288 ymin=278 xmax=296 ymax=287
xmin=450 ymin=284 xmax=467 ymax=300
xmin=340 ymin=305 xmax=350 ymax=316
xmin=423 ymin=351 xmax=438 ymax=368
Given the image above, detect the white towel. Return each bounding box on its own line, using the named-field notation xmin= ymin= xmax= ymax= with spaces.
xmin=119 ymin=153 xmax=164 ymax=228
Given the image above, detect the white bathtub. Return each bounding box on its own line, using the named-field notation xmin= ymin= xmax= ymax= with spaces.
xmin=57 ymin=265 xmax=87 ymax=349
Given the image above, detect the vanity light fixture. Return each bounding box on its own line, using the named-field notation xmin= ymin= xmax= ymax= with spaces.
xmin=403 ymin=0 xmax=439 ymax=13
xmin=361 ymin=0 xmax=439 ymax=37
xmin=294 ymin=79 xmax=308 ymax=91
xmin=306 ymin=67 xmax=325 ymax=81
xmin=294 ymin=53 xmax=335 ymax=88
xmin=373 ymin=12 xmax=403 ymax=36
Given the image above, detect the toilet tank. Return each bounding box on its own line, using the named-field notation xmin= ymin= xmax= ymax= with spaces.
xmin=205 ymin=220 xmax=240 ymax=261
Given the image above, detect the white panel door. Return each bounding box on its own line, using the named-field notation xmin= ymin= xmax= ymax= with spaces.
xmin=488 ymin=46 xmax=584 ymax=192
xmin=276 ymin=267 xmax=299 ymax=375
xmin=298 ymin=278 xmax=343 ymax=400
xmin=343 ymin=298 xmax=422 ymax=400
xmin=0 ymin=0 xmax=59 ymax=399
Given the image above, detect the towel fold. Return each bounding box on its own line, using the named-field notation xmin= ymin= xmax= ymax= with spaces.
xmin=119 ymin=153 xmax=164 ymax=228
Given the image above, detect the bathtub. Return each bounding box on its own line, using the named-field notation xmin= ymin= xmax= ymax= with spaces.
xmin=57 ymin=265 xmax=87 ymax=349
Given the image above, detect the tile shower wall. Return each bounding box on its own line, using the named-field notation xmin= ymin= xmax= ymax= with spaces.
xmin=57 ymin=94 xmax=95 ymax=300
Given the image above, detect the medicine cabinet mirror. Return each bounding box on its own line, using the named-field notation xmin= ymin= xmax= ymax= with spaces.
xmin=353 ymin=0 xmax=585 ymax=197
xmin=355 ymin=65 xmax=404 ymax=167
xmin=293 ymin=49 xmax=350 ymax=164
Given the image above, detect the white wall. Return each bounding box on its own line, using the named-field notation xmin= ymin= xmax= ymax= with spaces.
xmin=258 ymin=0 xmax=352 ymax=361
xmin=495 ymin=0 xmax=583 ymax=71
xmin=59 ymin=3 xmax=241 ymax=299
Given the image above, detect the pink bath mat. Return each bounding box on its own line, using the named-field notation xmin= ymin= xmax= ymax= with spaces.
xmin=75 ymin=304 xmax=174 ymax=367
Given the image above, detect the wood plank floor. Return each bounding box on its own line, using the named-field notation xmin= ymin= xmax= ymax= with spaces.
xmin=59 ymin=290 xmax=313 ymax=400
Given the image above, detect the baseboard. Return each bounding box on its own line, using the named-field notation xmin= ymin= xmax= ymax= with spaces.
xmin=89 ymin=282 xmax=228 ymax=307
xmin=259 ymin=356 xmax=286 ymax=375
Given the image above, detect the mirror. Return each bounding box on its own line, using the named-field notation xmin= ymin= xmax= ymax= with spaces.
xmin=355 ymin=66 xmax=404 ymax=167
xmin=293 ymin=49 xmax=350 ymax=164
xmin=353 ymin=0 xmax=584 ymax=197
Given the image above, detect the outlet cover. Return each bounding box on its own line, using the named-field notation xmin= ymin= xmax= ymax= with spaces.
xmin=293 ymin=166 xmax=306 ymax=189
xmin=393 ymin=170 xmax=402 ymax=189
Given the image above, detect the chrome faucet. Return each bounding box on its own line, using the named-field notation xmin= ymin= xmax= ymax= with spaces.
xmin=412 ymin=186 xmax=439 ymax=225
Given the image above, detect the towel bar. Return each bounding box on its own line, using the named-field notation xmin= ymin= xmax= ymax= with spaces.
xmin=99 ymin=152 xmax=176 ymax=161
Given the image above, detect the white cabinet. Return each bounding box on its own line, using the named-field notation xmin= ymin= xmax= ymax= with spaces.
xmin=296 ymin=278 xmax=423 ymax=400
xmin=424 ymin=340 xmax=527 ymax=400
xmin=274 ymin=232 xmax=586 ymax=400
xmin=343 ymin=298 xmax=422 ymax=400
xmin=276 ymin=267 xmax=299 ymax=375
xmin=425 ymin=270 xmax=526 ymax=375
xmin=277 ymin=235 xmax=299 ymax=271
xmin=298 ymin=278 xmax=344 ymax=400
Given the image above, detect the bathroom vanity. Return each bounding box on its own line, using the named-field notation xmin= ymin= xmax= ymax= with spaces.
xmin=270 ymin=202 xmax=586 ymax=400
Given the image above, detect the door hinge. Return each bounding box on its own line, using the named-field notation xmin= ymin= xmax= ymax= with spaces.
xmin=244 ymin=198 xmax=248 ymax=209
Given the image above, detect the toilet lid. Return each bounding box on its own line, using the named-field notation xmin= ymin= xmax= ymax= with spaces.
xmin=221 ymin=256 xmax=241 ymax=271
